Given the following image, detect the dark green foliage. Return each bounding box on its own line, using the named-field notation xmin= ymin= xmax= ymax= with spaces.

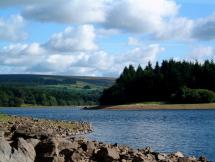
xmin=172 ymin=86 xmax=215 ymax=103
xmin=83 ymin=85 xmax=91 ymax=89
xmin=100 ymin=59 xmax=215 ymax=105
xmin=0 ymin=86 xmax=101 ymax=107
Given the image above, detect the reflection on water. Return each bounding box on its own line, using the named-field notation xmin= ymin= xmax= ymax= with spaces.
xmin=0 ymin=108 xmax=214 ymax=161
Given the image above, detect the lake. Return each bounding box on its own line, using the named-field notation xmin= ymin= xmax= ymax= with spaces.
xmin=0 ymin=108 xmax=214 ymax=161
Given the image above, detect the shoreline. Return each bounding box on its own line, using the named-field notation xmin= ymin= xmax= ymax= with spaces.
xmin=0 ymin=105 xmax=96 ymax=109
xmin=0 ymin=114 xmax=209 ymax=162
xmin=86 ymin=103 xmax=215 ymax=110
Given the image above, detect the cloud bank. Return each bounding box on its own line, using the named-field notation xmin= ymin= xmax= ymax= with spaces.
xmin=0 ymin=25 xmax=164 ymax=76
xmin=1 ymin=0 xmax=215 ymax=76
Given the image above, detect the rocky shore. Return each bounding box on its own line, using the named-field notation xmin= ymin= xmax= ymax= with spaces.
xmin=0 ymin=115 xmax=209 ymax=162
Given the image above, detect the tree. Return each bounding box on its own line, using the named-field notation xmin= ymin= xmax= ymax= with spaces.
xmin=100 ymin=59 xmax=215 ymax=105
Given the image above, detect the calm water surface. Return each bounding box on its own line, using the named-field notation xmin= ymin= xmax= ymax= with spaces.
xmin=0 ymin=108 xmax=214 ymax=161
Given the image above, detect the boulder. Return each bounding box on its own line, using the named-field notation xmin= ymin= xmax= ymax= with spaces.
xmin=35 ymin=138 xmax=59 ymax=162
xmin=58 ymin=138 xmax=79 ymax=151
xmin=12 ymin=126 xmax=49 ymax=140
xmin=132 ymin=156 xmax=145 ymax=162
xmin=0 ymin=137 xmax=36 ymax=162
xmin=26 ymin=138 xmax=40 ymax=148
xmin=71 ymin=151 xmax=83 ymax=162
xmin=0 ymin=138 xmax=13 ymax=162
xmin=81 ymin=141 xmax=96 ymax=156
xmin=16 ymin=138 xmax=36 ymax=161
xmin=157 ymin=153 xmax=167 ymax=161
xmin=178 ymin=157 xmax=193 ymax=162
xmin=198 ymin=156 xmax=208 ymax=162
xmin=174 ymin=151 xmax=184 ymax=158
xmin=95 ymin=147 xmax=120 ymax=162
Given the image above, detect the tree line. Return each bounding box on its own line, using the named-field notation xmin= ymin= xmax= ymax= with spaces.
xmin=0 ymin=86 xmax=100 ymax=107
xmin=100 ymin=59 xmax=215 ymax=105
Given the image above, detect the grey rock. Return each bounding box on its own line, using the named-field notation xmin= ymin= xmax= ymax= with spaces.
xmin=173 ymin=151 xmax=184 ymax=158
xmin=157 ymin=153 xmax=167 ymax=161
xmin=95 ymin=147 xmax=120 ymax=162
xmin=71 ymin=151 xmax=83 ymax=162
xmin=0 ymin=139 xmax=13 ymax=162
xmin=178 ymin=157 xmax=193 ymax=162
xmin=26 ymin=138 xmax=40 ymax=148
xmin=16 ymin=138 xmax=36 ymax=161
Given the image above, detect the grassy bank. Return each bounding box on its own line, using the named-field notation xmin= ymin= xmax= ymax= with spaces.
xmin=0 ymin=113 xmax=13 ymax=122
xmin=0 ymin=113 xmax=91 ymax=132
xmin=89 ymin=103 xmax=215 ymax=110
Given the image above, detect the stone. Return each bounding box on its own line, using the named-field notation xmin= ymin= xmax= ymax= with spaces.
xmin=35 ymin=138 xmax=59 ymax=162
xmin=58 ymin=138 xmax=79 ymax=151
xmin=174 ymin=151 xmax=184 ymax=158
xmin=71 ymin=151 xmax=83 ymax=162
xmin=17 ymin=138 xmax=36 ymax=161
xmin=85 ymin=141 xmax=96 ymax=156
xmin=12 ymin=126 xmax=49 ymax=140
xmin=198 ymin=156 xmax=208 ymax=162
xmin=0 ymin=138 xmax=36 ymax=162
xmin=95 ymin=147 xmax=120 ymax=162
xmin=144 ymin=147 xmax=153 ymax=154
xmin=157 ymin=153 xmax=167 ymax=161
xmin=178 ymin=157 xmax=193 ymax=162
xmin=0 ymin=131 xmax=4 ymax=140
xmin=0 ymin=139 xmax=13 ymax=162
xmin=27 ymin=138 xmax=40 ymax=148
xmin=132 ymin=156 xmax=144 ymax=162
xmin=53 ymin=156 xmax=65 ymax=162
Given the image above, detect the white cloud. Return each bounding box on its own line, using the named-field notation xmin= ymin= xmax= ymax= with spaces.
xmin=104 ymin=0 xmax=178 ymax=33
xmin=155 ymin=17 xmax=194 ymax=40
xmin=22 ymin=0 xmax=106 ymax=24
xmin=190 ymin=46 xmax=214 ymax=60
xmin=96 ymin=28 xmax=120 ymax=37
xmin=116 ymin=44 xmax=164 ymax=66
xmin=3 ymin=0 xmax=215 ymax=41
xmin=0 ymin=0 xmax=44 ymax=7
xmin=192 ymin=13 xmax=215 ymax=40
xmin=0 ymin=40 xmax=163 ymax=76
xmin=0 ymin=15 xmax=27 ymax=41
xmin=128 ymin=37 xmax=141 ymax=46
xmin=45 ymin=25 xmax=97 ymax=52
xmin=0 ymin=43 xmax=46 ymax=66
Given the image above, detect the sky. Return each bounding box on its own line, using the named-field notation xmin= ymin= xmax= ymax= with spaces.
xmin=0 ymin=0 xmax=215 ymax=77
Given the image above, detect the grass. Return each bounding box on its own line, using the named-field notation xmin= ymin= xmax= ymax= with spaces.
xmin=39 ymin=81 xmax=105 ymax=92
xmin=0 ymin=113 xmax=14 ymax=122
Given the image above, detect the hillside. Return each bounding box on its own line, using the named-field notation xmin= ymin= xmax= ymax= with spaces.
xmin=0 ymin=74 xmax=115 ymax=87
xmin=0 ymin=74 xmax=115 ymax=107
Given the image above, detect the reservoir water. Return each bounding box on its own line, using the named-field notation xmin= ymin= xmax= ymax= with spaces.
xmin=0 ymin=108 xmax=214 ymax=161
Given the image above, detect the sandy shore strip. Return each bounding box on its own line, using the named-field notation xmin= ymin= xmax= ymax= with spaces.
xmin=85 ymin=103 xmax=215 ymax=110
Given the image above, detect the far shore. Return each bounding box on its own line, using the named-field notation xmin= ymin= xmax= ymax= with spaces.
xmin=0 ymin=105 xmax=97 ymax=108
xmin=86 ymin=103 xmax=215 ymax=110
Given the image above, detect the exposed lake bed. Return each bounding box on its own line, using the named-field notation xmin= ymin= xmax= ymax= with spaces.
xmin=0 ymin=107 xmax=214 ymax=161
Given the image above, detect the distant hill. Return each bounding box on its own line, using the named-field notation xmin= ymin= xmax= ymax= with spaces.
xmin=0 ymin=74 xmax=115 ymax=87
xmin=0 ymin=74 xmax=115 ymax=107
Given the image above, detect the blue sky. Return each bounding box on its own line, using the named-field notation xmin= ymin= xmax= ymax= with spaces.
xmin=0 ymin=0 xmax=215 ymax=76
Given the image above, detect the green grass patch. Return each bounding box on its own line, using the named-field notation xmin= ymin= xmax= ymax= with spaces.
xmin=0 ymin=113 xmax=13 ymax=122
